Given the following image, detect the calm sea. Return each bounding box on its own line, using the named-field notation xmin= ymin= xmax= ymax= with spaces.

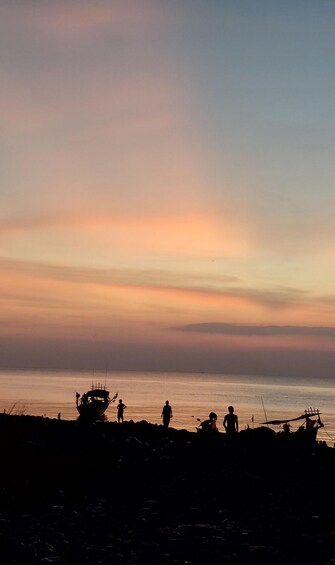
xmin=1 ymin=369 xmax=335 ymax=445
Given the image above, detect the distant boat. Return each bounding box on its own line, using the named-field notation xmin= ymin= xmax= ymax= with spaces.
xmin=75 ymin=385 xmax=118 ymax=420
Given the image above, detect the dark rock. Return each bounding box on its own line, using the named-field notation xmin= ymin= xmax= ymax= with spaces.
xmin=1 ymin=413 xmax=335 ymax=564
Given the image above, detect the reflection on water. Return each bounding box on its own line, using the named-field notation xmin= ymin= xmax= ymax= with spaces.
xmin=1 ymin=369 xmax=335 ymax=444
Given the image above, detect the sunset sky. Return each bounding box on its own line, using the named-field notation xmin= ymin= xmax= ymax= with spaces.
xmin=1 ymin=0 xmax=335 ymax=376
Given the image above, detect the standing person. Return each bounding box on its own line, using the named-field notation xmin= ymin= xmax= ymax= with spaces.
xmin=223 ymin=405 xmax=238 ymax=435
xmin=161 ymin=400 xmax=173 ymax=428
xmin=117 ymin=399 xmax=126 ymax=423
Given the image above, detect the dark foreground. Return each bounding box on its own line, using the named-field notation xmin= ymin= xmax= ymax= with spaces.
xmin=1 ymin=414 xmax=335 ymax=564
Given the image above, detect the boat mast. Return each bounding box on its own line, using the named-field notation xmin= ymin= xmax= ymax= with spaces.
xmin=261 ymin=396 xmax=269 ymax=427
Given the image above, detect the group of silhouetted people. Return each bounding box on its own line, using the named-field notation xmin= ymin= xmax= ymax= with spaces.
xmin=160 ymin=401 xmax=238 ymax=436
xmin=198 ymin=406 xmax=239 ymax=436
xmin=115 ymin=398 xmax=238 ymax=435
xmin=115 ymin=399 xmax=173 ymax=427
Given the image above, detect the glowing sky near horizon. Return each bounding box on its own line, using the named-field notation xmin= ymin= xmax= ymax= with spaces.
xmin=1 ymin=0 xmax=335 ymax=376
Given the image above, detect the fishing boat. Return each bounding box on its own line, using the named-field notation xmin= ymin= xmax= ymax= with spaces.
xmin=75 ymin=385 xmax=118 ymax=420
xmin=260 ymin=407 xmax=324 ymax=442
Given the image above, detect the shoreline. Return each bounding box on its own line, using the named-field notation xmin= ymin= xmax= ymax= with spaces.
xmin=1 ymin=414 xmax=335 ymax=564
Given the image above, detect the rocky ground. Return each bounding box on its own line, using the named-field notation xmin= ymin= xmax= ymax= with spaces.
xmin=1 ymin=414 xmax=335 ymax=564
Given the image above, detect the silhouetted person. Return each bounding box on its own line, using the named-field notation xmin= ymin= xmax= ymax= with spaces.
xmin=161 ymin=400 xmax=173 ymax=428
xmin=283 ymin=423 xmax=291 ymax=434
xmin=117 ymin=399 xmax=126 ymax=423
xmin=223 ymin=406 xmax=238 ymax=435
xmin=198 ymin=412 xmax=218 ymax=433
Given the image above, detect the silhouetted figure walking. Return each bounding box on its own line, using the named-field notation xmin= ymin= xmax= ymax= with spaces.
xmin=117 ymin=399 xmax=126 ymax=423
xmin=223 ymin=406 xmax=238 ymax=435
xmin=161 ymin=400 xmax=173 ymax=428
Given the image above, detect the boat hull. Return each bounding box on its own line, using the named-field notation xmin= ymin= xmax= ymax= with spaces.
xmin=76 ymin=401 xmax=109 ymax=420
xmin=75 ymin=385 xmax=113 ymax=421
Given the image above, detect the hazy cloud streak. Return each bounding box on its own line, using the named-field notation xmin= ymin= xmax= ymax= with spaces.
xmin=0 ymin=257 xmax=312 ymax=311
xmin=178 ymin=322 xmax=335 ymax=338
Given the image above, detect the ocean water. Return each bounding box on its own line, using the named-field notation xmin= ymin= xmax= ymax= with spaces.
xmin=1 ymin=369 xmax=335 ymax=445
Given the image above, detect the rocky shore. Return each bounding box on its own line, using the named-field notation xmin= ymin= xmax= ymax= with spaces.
xmin=1 ymin=413 xmax=335 ymax=564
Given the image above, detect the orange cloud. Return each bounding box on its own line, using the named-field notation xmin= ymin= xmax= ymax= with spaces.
xmin=0 ymin=210 xmax=251 ymax=261
xmin=0 ymin=257 xmax=326 ymax=332
xmin=79 ymin=212 xmax=250 ymax=257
